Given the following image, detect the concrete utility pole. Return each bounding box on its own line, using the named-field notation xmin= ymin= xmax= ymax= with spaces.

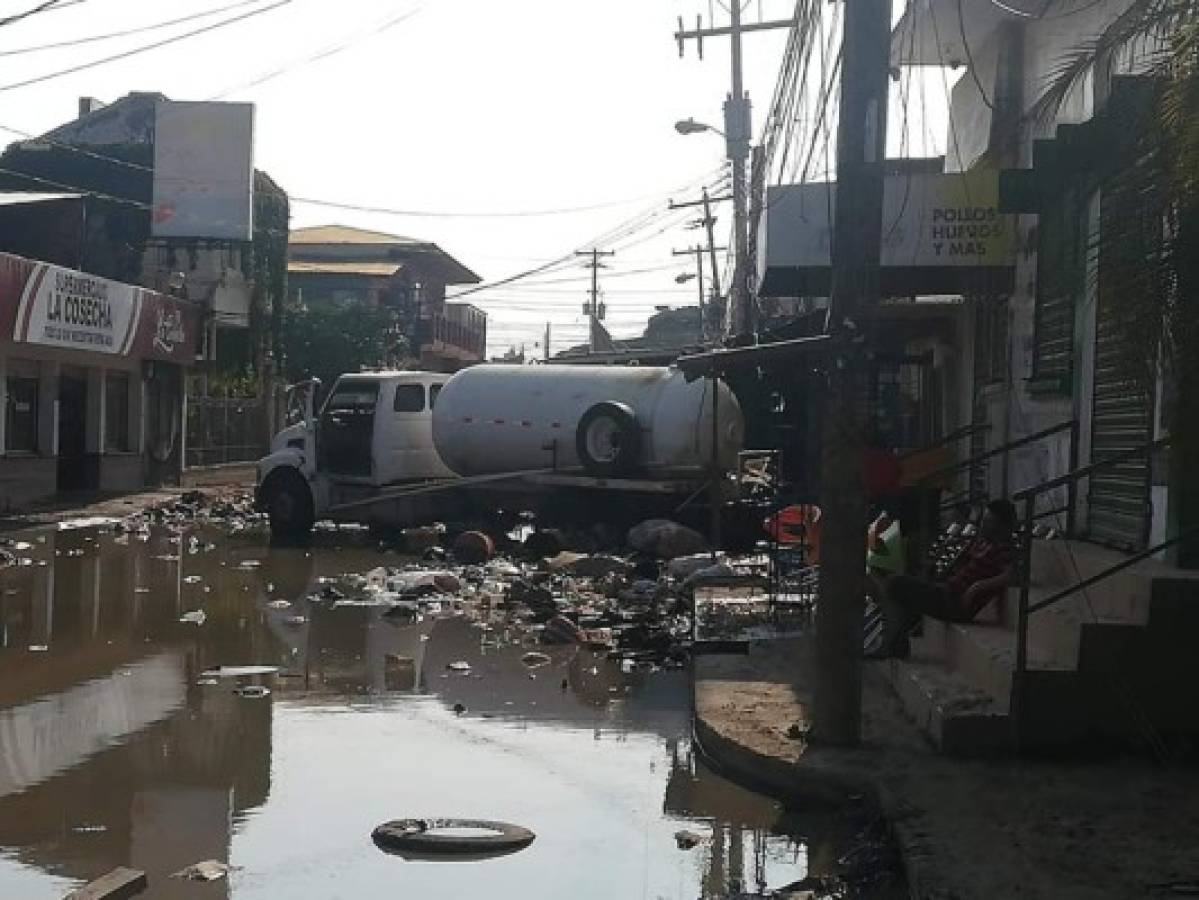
xmin=576 ymin=248 xmax=614 ymax=353
xmin=812 ymin=0 xmax=893 ymax=745
xmin=543 ymin=321 xmax=551 ymax=362
xmin=675 ymin=6 xmax=791 ymax=340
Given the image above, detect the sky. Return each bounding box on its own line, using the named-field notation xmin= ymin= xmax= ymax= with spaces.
xmin=0 ymin=0 xmax=952 ymax=357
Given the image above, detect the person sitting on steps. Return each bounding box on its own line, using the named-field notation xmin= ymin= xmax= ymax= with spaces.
xmin=868 ymin=498 xmax=1017 ymax=660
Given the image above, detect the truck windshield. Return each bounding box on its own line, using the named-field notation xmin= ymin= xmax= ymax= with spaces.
xmin=324 ymin=381 xmax=379 ymax=413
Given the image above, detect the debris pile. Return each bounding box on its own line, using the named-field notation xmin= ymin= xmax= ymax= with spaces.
xmin=284 ymin=517 xmax=791 ymax=672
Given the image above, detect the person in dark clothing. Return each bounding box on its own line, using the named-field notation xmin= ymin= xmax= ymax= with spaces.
xmin=869 ymin=499 xmax=1017 ymax=659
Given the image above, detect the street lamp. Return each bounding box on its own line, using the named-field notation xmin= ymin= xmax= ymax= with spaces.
xmin=673 ymin=117 xmax=724 ymax=138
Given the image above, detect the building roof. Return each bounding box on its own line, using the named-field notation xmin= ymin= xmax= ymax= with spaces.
xmin=288 ymin=223 xmax=482 ymax=286
xmin=289 ymin=225 xmax=422 ymax=245
xmin=38 ymin=92 xmax=166 ymax=147
xmin=288 ymin=260 xmax=404 ymax=277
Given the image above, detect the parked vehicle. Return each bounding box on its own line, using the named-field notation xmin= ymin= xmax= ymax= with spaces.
xmin=255 ymin=366 xmax=744 ymax=537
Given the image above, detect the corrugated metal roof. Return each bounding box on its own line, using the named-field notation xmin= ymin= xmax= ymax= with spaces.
xmin=287 ymin=260 xmax=404 ymax=277
xmin=0 ymin=191 xmax=84 ymax=206
xmin=289 ymin=225 xmax=422 ymax=245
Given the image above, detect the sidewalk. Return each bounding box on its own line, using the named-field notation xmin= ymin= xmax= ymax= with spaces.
xmin=694 ymin=637 xmax=1199 ymax=899
xmin=0 ymin=478 xmax=251 ymax=533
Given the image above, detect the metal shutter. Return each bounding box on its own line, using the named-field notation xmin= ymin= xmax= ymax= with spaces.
xmin=1088 ymin=309 xmax=1152 ymax=549
xmin=1031 ymin=200 xmax=1079 ymax=387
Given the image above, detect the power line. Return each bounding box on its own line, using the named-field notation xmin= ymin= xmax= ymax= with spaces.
xmin=0 ymin=0 xmax=269 ymax=55
xmin=0 ymin=0 xmax=292 ymax=92
xmin=289 ymin=189 xmax=681 ymax=219
xmin=0 ymin=0 xmax=84 ymax=29
xmin=207 ymin=4 xmax=422 ymax=100
xmin=0 ymin=165 xmax=150 ymax=208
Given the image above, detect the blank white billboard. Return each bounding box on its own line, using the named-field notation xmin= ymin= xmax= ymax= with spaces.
xmin=152 ymin=101 xmax=254 ymax=241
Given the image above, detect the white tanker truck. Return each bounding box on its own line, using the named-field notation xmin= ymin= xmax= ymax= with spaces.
xmin=255 ymin=364 xmax=744 ymax=537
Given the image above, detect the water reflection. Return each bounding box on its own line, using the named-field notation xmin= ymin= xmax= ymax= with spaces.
xmin=0 ymin=523 xmax=893 ymax=899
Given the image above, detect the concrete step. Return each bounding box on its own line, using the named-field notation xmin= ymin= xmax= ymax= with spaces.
xmin=1026 ymin=540 xmax=1156 ymax=623
xmin=879 ymin=654 xmax=1011 ymax=755
xmin=912 ymin=617 xmax=1071 ymax=708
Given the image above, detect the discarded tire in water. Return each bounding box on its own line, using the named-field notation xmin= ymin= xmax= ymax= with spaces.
xmin=372 ymin=819 xmax=535 ymax=856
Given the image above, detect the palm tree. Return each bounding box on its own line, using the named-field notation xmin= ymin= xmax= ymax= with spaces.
xmin=1035 ymin=0 xmax=1199 ymax=561
xmin=1034 ymin=0 xmax=1199 ymax=375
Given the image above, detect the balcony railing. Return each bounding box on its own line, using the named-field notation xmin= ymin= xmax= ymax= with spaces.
xmin=418 ymin=308 xmax=486 ymax=358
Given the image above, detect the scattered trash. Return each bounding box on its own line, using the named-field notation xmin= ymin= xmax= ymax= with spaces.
xmin=674 ymin=829 xmax=705 ymax=850
xmin=233 ymin=685 xmax=271 ymax=699
xmin=452 ymin=530 xmax=495 ymax=564
xmin=178 ymin=610 xmax=207 ymax=626
xmin=372 ymin=818 xmax=536 ymax=857
xmin=627 ymin=519 xmax=707 ymax=558
xmin=65 ymin=867 xmax=146 ymax=899
xmin=58 ymin=516 xmax=121 ymax=532
xmin=171 ymin=859 xmax=233 ymax=882
xmin=201 ymin=665 xmax=280 ymax=678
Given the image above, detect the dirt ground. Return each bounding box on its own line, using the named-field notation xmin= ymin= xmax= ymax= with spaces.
xmin=694 ymin=638 xmax=1199 ymax=900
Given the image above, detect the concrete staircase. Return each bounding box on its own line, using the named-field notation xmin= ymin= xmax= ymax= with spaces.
xmin=879 ymin=540 xmax=1199 ymax=755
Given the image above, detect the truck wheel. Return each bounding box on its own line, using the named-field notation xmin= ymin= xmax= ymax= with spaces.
xmin=576 ymin=401 xmax=641 ymax=476
xmin=263 ymin=471 xmax=315 ymax=538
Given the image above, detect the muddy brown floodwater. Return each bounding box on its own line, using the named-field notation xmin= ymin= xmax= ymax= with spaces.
xmin=0 ymin=521 xmax=903 ymax=899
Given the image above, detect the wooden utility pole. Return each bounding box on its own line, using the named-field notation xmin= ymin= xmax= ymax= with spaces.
xmin=674 ymin=246 xmax=707 ymax=327
xmin=673 ymin=241 xmax=728 ymax=340
xmin=576 ymin=248 xmax=614 ymax=353
xmin=670 ymin=190 xmax=728 ymax=336
xmin=812 ymin=0 xmax=892 ymax=745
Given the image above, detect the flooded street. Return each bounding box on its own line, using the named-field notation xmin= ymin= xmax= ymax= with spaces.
xmin=0 ymin=519 xmax=899 ymax=899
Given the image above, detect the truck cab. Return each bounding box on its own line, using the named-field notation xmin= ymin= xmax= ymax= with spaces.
xmin=257 ymin=371 xmax=454 ymax=535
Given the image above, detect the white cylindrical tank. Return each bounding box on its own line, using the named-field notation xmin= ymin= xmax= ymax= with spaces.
xmin=432 ymin=364 xmax=743 ymax=477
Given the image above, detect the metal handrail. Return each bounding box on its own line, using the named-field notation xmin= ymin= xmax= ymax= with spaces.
xmin=1014 ymin=435 xmax=1170 ymax=501
xmin=916 ymin=419 xmax=1076 ymax=485
xmin=1011 ymin=432 xmax=1172 ymax=749
xmin=896 ymin=422 xmax=989 ymax=461
xmin=1027 ymin=527 xmax=1199 ymax=615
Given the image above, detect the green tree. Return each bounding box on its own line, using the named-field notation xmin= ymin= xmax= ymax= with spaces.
xmin=280 ymin=303 xmax=409 ymax=389
xmin=1038 ymin=2 xmax=1199 ymax=561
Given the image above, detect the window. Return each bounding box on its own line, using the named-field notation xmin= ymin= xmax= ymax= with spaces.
xmin=6 ymin=362 xmax=38 ymax=454
xmin=393 ymin=384 xmax=425 ymax=413
xmin=105 ymin=371 xmax=131 ymax=452
xmin=429 ymin=384 xmax=442 ymax=408
xmin=325 ymin=381 xmax=379 ymax=413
